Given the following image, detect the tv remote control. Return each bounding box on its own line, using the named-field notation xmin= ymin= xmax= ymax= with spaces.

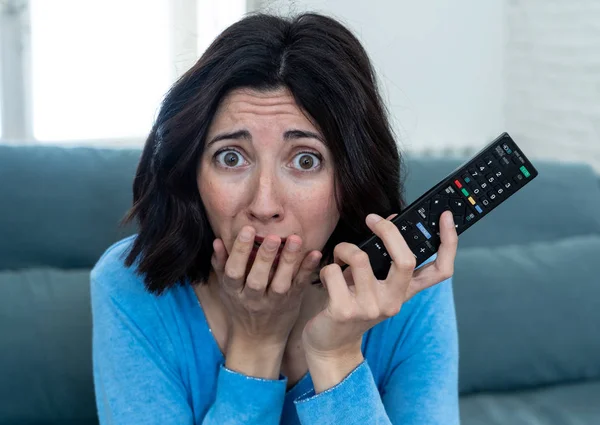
xmin=358 ymin=132 xmax=538 ymax=280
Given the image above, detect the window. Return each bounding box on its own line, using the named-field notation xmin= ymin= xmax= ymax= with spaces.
xmin=0 ymin=0 xmax=250 ymax=145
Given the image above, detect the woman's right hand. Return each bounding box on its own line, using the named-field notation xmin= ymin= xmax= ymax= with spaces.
xmin=210 ymin=225 xmax=322 ymax=377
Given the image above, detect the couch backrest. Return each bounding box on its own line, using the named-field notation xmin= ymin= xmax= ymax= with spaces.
xmin=1 ymin=144 xmax=600 ymax=424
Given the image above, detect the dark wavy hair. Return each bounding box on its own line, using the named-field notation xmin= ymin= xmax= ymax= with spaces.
xmin=122 ymin=12 xmax=406 ymax=294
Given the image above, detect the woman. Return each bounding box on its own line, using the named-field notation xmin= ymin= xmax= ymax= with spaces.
xmin=91 ymin=12 xmax=459 ymax=425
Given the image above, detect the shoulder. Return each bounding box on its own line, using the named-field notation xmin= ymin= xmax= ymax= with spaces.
xmin=90 ymin=234 xmax=148 ymax=297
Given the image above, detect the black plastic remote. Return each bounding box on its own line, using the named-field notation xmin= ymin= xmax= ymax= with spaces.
xmin=359 ymin=132 xmax=538 ymax=279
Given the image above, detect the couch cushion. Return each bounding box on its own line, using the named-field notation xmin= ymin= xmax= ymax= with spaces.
xmin=0 ymin=268 xmax=97 ymax=424
xmin=0 ymin=144 xmax=140 ymax=270
xmin=460 ymin=379 xmax=600 ymax=425
xmin=403 ymin=156 xmax=600 ymax=248
xmin=453 ymin=234 xmax=600 ymax=394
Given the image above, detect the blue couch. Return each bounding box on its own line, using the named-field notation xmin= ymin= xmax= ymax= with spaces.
xmin=1 ymin=144 xmax=599 ymax=424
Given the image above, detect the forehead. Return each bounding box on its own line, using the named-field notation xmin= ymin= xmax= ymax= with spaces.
xmin=211 ymin=87 xmax=316 ymax=126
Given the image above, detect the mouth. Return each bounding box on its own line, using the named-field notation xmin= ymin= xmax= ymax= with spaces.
xmin=253 ymin=235 xmax=288 ymax=251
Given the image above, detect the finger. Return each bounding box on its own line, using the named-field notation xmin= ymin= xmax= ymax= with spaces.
xmin=435 ymin=210 xmax=458 ymax=277
xmin=365 ymin=214 xmax=416 ymax=282
xmin=268 ymin=235 xmax=305 ymax=295
xmin=319 ymin=263 xmax=353 ymax=310
xmin=210 ymin=238 xmax=228 ymax=273
xmin=289 ymin=250 xmax=323 ymax=293
xmin=386 ymin=213 xmax=398 ymax=221
xmin=333 ymin=242 xmax=376 ymax=298
xmin=222 ymin=226 xmax=255 ymax=291
xmin=244 ymin=235 xmax=281 ymax=295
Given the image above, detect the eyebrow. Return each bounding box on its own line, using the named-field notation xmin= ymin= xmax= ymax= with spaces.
xmin=207 ymin=129 xmax=326 ymax=147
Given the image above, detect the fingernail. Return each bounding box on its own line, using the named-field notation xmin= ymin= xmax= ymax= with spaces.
xmin=287 ymin=238 xmax=301 ymax=252
xmin=239 ymin=228 xmax=253 ymax=242
xmin=310 ymin=252 xmax=322 ymax=268
xmin=366 ymin=213 xmax=383 ymax=227
xmin=264 ymin=238 xmax=279 ymax=251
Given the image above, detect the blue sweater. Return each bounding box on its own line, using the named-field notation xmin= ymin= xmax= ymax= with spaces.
xmin=91 ymin=235 xmax=459 ymax=424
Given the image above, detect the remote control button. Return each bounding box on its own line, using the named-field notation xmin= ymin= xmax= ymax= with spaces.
xmin=487 ymin=191 xmax=498 ymax=202
xmin=449 ymin=199 xmax=466 ymax=215
xmin=476 ymin=162 xmax=487 ymax=173
xmin=474 ymin=204 xmax=483 ymax=214
xmin=493 ymin=145 xmax=505 ymax=159
xmin=414 ymin=241 xmax=434 ymax=262
xmin=442 ymin=185 xmax=460 ymax=197
xmin=484 ymin=156 xmax=495 ymax=167
xmin=453 ymin=179 xmax=463 ymax=189
xmin=469 ymin=169 xmax=485 ymax=182
xmin=493 ymin=185 xmax=505 ymax=197
xmin=453 ymin=215 xmax=463 ymax=229
xmin=372 ymin=241 xmax=390 ymax=259
xmin=467 ymin=196 xmax=476 ymax=206
xmin=431 ymin=196 xmax=448 ymax=213
xmin=479 ymin=181 xmax=489 ymax=191
xmin=502 ymin=180 xmax=513 ymax=191
xmin=519 ymin=165 xmax=531 ymax=178
xmin=399 ymin=220 xmax=412 ymax=235
xmin=416 ymin=222 xmax=432 ymax=240
xmin=407 ymin=231 xmax=423 ymax=244
xmin=513 ymin=151 xmax=526 ymax=165
xmin=494 ymin=170 xmax=503 ymax=179
xmin=461 ymin=174 xmax=473 ymax=185
xmin=461 ymin=188 xmax=470 ymax=197
xmin=471 ymin=186 xmax=482 ymax=196
xmin=417 ymin=200 xmax=430 ymax=220
xmin=513 ymin=173 xmax=524 ymax=185
xmin=500 ymin=156 xmax=511 ymax=167
xmin=486 ymin=174 xmax=496 ymax=184
xmin=502 ymin=142 xmax=513 ymax=154
xmin=429 ymin=218 xmax=438 ymax=231
xmin=480 ymin=196 xmax=491 ymax=208
xmin=465 ymin=211 xmax=476 ymax=223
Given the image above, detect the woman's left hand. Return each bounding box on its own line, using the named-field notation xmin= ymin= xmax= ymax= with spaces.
xmin=301 ymin=210 xmax=458 ymax=385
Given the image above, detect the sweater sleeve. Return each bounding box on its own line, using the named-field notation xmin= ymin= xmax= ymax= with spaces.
xmin=90 ymin=246 xmax=288 ymax=425
xmin=293 ymin=276 xmax=460 ymax=425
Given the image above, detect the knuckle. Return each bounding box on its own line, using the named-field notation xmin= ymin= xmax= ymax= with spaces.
xmin=258 ymin=248 xmax=276 ymax=263
xmin=233 ymin=240 xmax=252 ymax=256
xmin=350 ymin=251 xmax=370 ymax=268
xmin=270 ymin=281 xmax=291 ymax=295
xmin=335 ymin=307 xmax=355 ymax=322
xmin=224 ymin=263 xmax=244 ymax=281
xmin=397 ymin=255 xmax=417 ymax=270
xmin=320 ymin=263 xmax=341 ymax=280
xmin=245 ymin=277 xmax=264 ymax=291
xmin=279 ymin=249 xmax=298 ymax=266
xmin=363 ymin=305 xmax=381 ymax=321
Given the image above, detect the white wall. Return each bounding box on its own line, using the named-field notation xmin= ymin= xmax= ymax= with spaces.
xmin=260 ymin=0 xmax=507 ymax=156
xmin=505 ymin=1 xmax=600 ymax=172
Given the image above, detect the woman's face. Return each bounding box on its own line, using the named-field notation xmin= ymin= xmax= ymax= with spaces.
xmin=198 ymin=87 xmax=340 ymax=270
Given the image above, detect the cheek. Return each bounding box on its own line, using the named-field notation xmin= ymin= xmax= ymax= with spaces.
xmin=292 ymin=183 xmax=339 ymax=232
xmin=198 ymin=176 xmax=238 ymax=230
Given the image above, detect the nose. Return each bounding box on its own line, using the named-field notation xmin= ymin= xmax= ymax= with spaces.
xmin=246 ymin=170 xmax=284 ymax=223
